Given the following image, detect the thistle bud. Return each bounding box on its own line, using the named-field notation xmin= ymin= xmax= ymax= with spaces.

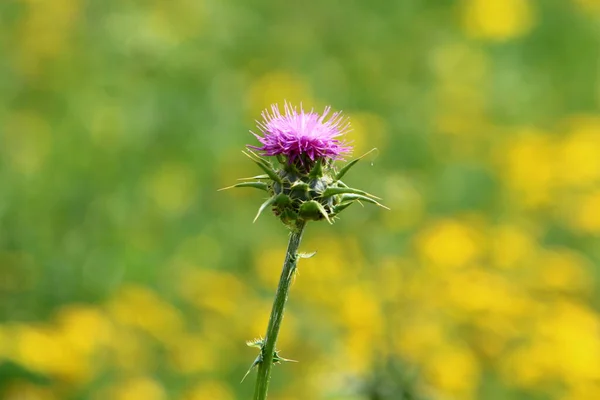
xmin=221 ymin=102 xmax=387 ymax=228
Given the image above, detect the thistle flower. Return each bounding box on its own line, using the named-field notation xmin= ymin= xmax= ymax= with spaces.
xmin=221 ymin=101 xmax=387 ymax=229
xmin=248 ymin=102 xmax=352 ymax=167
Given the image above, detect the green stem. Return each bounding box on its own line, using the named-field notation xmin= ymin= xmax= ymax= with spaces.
xmin=253 ymin=221 xmax=306 ymax=400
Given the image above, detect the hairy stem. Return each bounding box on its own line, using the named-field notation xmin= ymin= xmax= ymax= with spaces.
xmin=253 ymin=221 xmax=306 ymax=400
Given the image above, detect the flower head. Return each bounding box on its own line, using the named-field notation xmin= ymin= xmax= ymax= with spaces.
xmin=248 ymin=102 xmax=352 ymax=165
xmin=221 ymin=100 xmax=386 ymax=228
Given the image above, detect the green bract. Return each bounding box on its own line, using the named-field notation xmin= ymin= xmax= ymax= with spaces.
xmin=221 ymin=149 xmax=387 ymax=228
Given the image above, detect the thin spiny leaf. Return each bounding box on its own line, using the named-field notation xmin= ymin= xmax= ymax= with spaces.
xmin=237 ymin=174 xmax=270 ymax=181
xmin=335 ymin=148 xmax=377 ymax=181
xmin=253 ymin=195 xmax=278 ymax=223
xmin=241 ymin=355 xmax=262 ymax=383
xmin=311 ymin=200 xmax=333 ymax=224
xmin=332 ymin=201 xmax=355 ymax=214
xmin=273 ymin=352 xmax=298 ymax=364
xmin=334 ymin=181 xmax=363 ymax=206
xmin=244 ymin=149 xmax=272 ymax=165
xmin=242 ymin=150 xmax=282 ymax=183
xmin=253 ymin=162 xmax=281 ymax=184
xmin=321 ymin=186 xmax=381 ymax=200
xmin=341 ymin=194 xmax=390 ymax=210
xmin=218 ymin=182 xmax=269 ymax=192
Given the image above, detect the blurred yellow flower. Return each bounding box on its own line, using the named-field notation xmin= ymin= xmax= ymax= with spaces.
xmin=181 ymin=381 xmax=234 ymax=400
xmin=501 ymin=300 xmax=600 ymax=389
xmin=461 ymin=0 xmax=536 ymax=41
xmin=445 ymin=268 xmax=530 ymax=317
xmin=0 ymin=326 xmax=8 ymax=360
xmin=112 ymin=377 xmax=166 ymax=400
xmin=394 ymin=319 xmax=446 ymax=363
xmin=294 ymin=235 xmax=353 ymax=305
xmin=490 ymin=223 xmax=537 ymax=269
xmin=572 ymin=190 xmax=600 ymax=233
xmin=532 ymin=249 xmax=593 ymax=294
xmin=424 ymin=345 xmax=479 ymax=399
xmin=416 ymin=219 xmax=483 ymax=270
xmin=167 ymin=333 xmax=216 ymax=374
xmin=342 ymin=330 xmax=379 ymax=374
xmin=254 ymin=247 xmax=287 ymax=287
xmin=108 ymin=285 xmax=184 ymax=342
xmin=543 ymin=301 xmax=600 ymax=383
xmin=15 ymin=0 xmax=80 ymax=76
xmin=375 ymin=257 xmax=408 ymax=303
xmin=558 ymin=116 xmax=600 ymax=188
xmin=338 ymin=285 xmax=383 ymax=334
xmin=13 ymin=324 xmax=88 ymax=381
xmin=337 ymin=285 xmax=384 ymax=373
xmin=178 ymin=268 xmax=249 ymax=316
xmin=55 ymin=305 xmax=113 ymax=356
xmin=500 ymin=129 xmax=557 ymax=208
xmin=107 ymin=329 xmax=156 ymax=374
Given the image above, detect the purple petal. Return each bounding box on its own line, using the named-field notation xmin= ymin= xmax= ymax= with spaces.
xmin=247 ymin=101 xmax=352 ymax=162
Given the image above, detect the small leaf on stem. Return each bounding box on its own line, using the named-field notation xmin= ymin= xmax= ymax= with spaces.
xmin=218 ymin=182 xmax=269 ymax=192
xmin=298 ymin=251 xmax=317 ymax=259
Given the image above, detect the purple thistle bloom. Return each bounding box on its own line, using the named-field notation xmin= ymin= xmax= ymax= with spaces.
xmin=248 ymin=102 xmax=352 ymax=165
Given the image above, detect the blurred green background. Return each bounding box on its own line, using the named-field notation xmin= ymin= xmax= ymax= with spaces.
xmin=1 ymin=0 xmax=599 ymax=399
